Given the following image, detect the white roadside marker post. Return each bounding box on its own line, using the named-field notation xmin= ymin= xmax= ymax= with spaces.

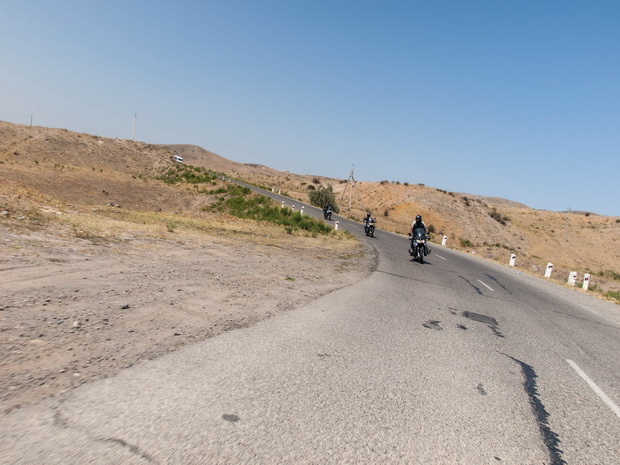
xmin=568 ymin=271 xmax=577 ymax=286
xmin=509 ymin=254 xmax=516 ymax=267
xmin=544 ymin=262 xmax=554 ymax=278
xmin=583 ymin=273 xmax=591 ymax=291
xmin=442 ymin=235 xmax=447 ymax=246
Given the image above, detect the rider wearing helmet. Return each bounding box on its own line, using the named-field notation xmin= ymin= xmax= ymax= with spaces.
xmin=410 ymin=215 xmax=430 ymax=256
xmin=363 ymin=212 xmax=372 ymax=230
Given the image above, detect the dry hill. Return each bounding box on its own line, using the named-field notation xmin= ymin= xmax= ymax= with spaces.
xmin=2 ymin=121 xmax=619 ymax=298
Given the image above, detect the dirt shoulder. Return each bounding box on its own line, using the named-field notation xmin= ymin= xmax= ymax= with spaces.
xmin=0 ymin=219 xmax=375 ymax=415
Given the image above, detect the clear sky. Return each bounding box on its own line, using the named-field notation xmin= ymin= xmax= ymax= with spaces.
xmin=2 ymin=1 xmax=619 ymax=216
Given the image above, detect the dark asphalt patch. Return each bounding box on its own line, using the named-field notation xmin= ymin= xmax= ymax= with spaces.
xmin=462 ymin=311 xmax=498 ymax=326
xmin=422 ymin=320 xmax=443 ymax=330
xmin=462 ymin=311 xmax=504 ymax=338
xmin=503 ymin=354 xmax=566 ymax=465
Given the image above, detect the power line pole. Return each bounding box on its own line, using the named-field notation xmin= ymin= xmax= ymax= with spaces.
xmin=131 ymin=112 xmax=137 ymax=140
xmin=564 ymin=203 xmax=571 ymax=242
xmin=341 ymin=164 xmax=356 ymax=211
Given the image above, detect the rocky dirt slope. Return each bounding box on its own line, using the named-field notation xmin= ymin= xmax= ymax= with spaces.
xmin=0 ymin=187 xmax=372 ymax=414
xmin=1 ymin=119 xmax=618 ymax=415
xmin=172 ymin=143 xmax=620 ymax=296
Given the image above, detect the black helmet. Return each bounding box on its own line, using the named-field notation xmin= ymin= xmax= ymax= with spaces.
xmin=416 ymin=215 xmax=422 ymax=222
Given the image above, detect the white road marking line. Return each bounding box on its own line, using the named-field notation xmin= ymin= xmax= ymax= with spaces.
xmin=435 ymin=254 xmax=447 ymax=261
xmin=567 ymin=359 xmax=620 ymax=419
xmin=477 ymin=279 xmax=494 ymax=292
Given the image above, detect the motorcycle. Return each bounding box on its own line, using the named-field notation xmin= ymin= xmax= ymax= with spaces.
xmin=365 ymin=218 xmax=376 ymax=237
xmin=409 ymin=227 xmax=430 ymax=264
xmin=323 ymin=206 xmax=333 ymax=221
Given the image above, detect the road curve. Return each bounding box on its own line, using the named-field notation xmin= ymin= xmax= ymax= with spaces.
xmin=1 ymin=189 xmax=619 ymax=464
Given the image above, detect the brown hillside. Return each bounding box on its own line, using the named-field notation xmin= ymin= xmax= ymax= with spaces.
xmin=2 ymin=121 xmax=619 ymax=297
xmin=172 ymin=140 xmax=620 ymax=297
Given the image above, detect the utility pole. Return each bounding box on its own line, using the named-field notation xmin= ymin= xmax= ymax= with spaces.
xmin=564 ymin=203 xmax=571 ymax=242
xmin=131 ymin=112 xmax=137 ymax=140
xmin=341 ymin=164 xmax=356 ymax=211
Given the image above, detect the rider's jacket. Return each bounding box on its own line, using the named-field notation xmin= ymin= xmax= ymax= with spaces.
xmin=411 ymin=220 xmax=426 ymax=232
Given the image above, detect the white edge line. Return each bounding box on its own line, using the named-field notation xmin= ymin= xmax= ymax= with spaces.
xmin=567 ymin=359 xmax=620 ymax=419
xmin=477 ymin=279 xmax=494 ymax=292
xmin=435 ymin=254 xmax=447 ymax=261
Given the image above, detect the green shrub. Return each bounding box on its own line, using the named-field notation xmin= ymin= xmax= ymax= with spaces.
xmin=155 ymin=164 xmax=220 ymax=185
xmin=460 ymin=238 xmax=473 ymax=247
xmin=597 ymin=270 xmax=620 ymax=281
xmin=605 ymin=291 xmax=620 ymax=303
xmin=210 ymin=191 xmax=333 ymax=235
xmin=489 ymin=207 xmax=509 ymax=225
xmin=308 ymin=185 xmax=339 ymax=213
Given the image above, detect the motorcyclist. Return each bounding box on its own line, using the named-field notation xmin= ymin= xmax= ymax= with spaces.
xmin=323 ymin=203 xmax=333 ymax=219
xmin=363 ymin=212 xmax=372 ymax=233
xmin=410 ymin=215 xmax=430 ymax=256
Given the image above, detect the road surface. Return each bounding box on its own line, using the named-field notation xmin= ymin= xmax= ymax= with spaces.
xmin=1 ymin=192 xmax=619 ymax=464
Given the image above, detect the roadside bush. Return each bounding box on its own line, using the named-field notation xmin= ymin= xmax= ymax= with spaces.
xmin=460 ymin=238 xmax=473 ymax=247
xmin=605 ymin=291 xmax=620 ymax=303
xmin=155 ymin=164 xmax=220 ymax=185
xmin=489 ymin=207 xmax=510 ymax=225
xmin=597 ymin=270 xmax=620 ymax=281
xmin=308 ymin=185 xmax=339 ymax=213
xmin=209 ymin=191 xmax=332 ymax=235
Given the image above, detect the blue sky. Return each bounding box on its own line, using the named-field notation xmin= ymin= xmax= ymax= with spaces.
xmin=2 ymin=1 xmax=619 ymax=216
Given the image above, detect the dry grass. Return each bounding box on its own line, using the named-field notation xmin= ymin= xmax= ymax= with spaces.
xmin=1 ymin=120 xmax=618 ymax=300
xmin=0 ymin=181 xmax=358 ymax=261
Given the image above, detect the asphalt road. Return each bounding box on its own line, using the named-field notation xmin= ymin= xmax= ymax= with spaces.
xmin=2 ymin=191 xmax=619 ymax=464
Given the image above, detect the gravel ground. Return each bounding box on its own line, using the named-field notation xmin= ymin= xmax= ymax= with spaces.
xmin=0 ymin=224 xmax=374 ymax=414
